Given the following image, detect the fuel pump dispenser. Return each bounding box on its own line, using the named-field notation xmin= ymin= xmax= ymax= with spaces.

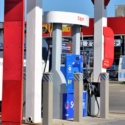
xmin=44 ymin=11 xmax=89 ymax=119
xmin=61 ymin=54 xmax=87 ymax=119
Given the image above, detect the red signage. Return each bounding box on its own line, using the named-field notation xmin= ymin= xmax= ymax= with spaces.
xmin=78 ymin=16 xmax=84 ymax=22
xmin=103 ymin=27 xmax=114 ymax=68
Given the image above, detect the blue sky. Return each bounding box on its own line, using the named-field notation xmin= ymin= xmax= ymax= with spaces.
xmin=0 ymin=0 xmax=125 ymax=22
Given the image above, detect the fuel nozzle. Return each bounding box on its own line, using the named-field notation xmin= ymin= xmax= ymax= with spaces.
xmin=90 ymin=84 xmax=98 ymax=96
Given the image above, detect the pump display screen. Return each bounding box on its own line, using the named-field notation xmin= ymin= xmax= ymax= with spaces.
xmin=76 ymin=57 xmax=79 ymax=61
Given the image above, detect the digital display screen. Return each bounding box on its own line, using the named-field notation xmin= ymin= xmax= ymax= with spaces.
xmin=76 ymin=57 xmax=79 ymax=61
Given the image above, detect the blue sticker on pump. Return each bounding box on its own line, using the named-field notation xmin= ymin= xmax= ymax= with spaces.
xmin=63 ymin=92 xmax=87 ymax=119
xmin=68 ymin=79 xmax=72 ymax=84
xmin=68 ymin=66 xmax=72 ymax=73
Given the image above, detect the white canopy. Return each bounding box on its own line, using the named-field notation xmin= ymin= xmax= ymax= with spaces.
xmin=44 ymin=11 xmax=89 ymax=27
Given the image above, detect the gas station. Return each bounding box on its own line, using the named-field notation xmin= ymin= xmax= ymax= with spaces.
xmin=0 ymin=0 xmax=125 ymax=125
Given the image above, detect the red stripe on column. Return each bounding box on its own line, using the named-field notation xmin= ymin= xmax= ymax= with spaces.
xmin=1 ymin=0 xmax=24 ymax=123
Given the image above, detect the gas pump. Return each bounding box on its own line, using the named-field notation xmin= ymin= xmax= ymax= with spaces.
xmin=44 ymin=11 xmax=89 ymax=119
xmin=61 ymin=55 xmax=87 ymax=119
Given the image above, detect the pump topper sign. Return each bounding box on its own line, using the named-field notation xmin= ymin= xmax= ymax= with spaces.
xmin=91 ymin=0 xmax=110 ymax=6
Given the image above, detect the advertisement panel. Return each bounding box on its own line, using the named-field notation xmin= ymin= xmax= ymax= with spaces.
xmin=47 ymin=39 xmax=72 ymax=54
xmin=62 ymin=43 xmax=72 ymax=53
xmin=63 ymin=92 xmax=87 ymax=119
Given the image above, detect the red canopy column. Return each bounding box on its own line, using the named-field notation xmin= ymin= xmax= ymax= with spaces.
xmin=1 ymin=0 xmax=24 ymax=123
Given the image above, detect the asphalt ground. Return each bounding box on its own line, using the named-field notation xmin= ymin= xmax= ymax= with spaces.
xmin=91 ymin=83 xmax=125 ymax=125
xmin=109 ymin=84 xmax=125 ymax=113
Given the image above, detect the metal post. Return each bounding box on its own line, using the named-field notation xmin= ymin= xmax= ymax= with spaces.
xmin=43 ymin=73 xmax=53 ymax=125
xmin=26 ymin=0 xmax=42 ymax=123
xmin=74 ymin=73 xmax=83 ymax=122
xmin=100 ymin=73 xmax=109 ymax=119
xmin=72 ymin=25 xmax=80 ymax=55
xmin=93 ymin=0 xmax=107 ymax=116
xmin=94 ymin=0 xmax=107 ymax=82
xmin=51 ymin=23 xmax=66 ymax=119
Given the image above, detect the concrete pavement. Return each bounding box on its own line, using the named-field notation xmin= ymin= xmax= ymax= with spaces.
xmin=1 ymin=82 xmax=125 ymax=125
xmin=22 ymin=83 xmax=125 ymax=125
xmin=22 ymin=113 xmax=125 ymax=125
